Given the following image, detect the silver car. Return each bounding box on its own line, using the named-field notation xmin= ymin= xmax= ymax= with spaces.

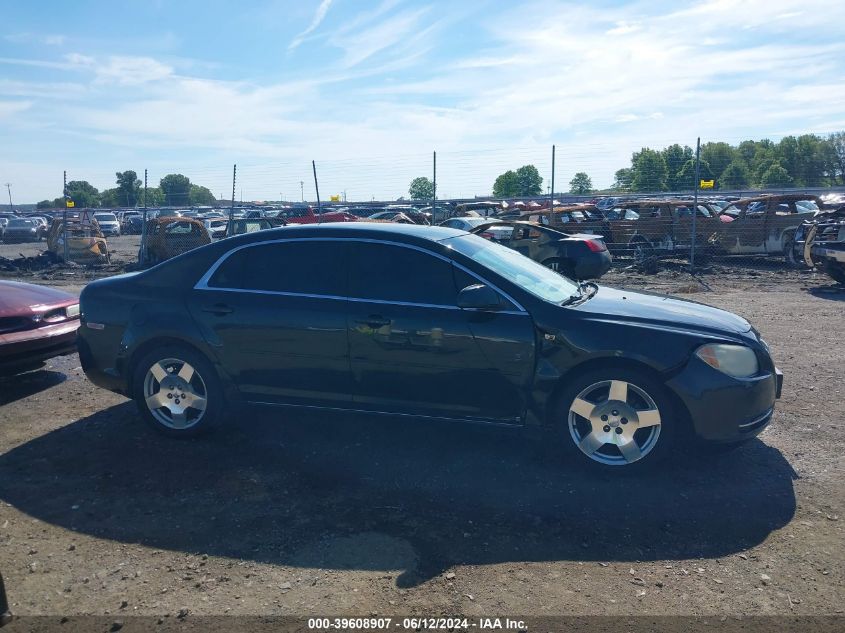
xmin=94 ymin=212 xmax=121 ymax=237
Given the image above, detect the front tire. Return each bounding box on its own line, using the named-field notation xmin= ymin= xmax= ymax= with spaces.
xmin=132 ymin=345 xmax=224 ymax=437
xmin=554 ymin=368 xmax=677 ymax=471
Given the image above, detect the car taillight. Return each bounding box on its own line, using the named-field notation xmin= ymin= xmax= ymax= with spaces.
xmin=585 ymin=239 xmax=606 ymax=252
xmin=480 ymin=231 xmax=494 ymax=240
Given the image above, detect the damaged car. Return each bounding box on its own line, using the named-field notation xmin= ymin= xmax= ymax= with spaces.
xmin=711 ymin=194 xmax=821 ymax=260
xmin=0 ymin=280 xmax=80 ymax=376
xmin=793 ymin=206 xmax=845 ymax=284
xmin=599 ymin=199 xmax=723 ymax=260
xmin=469 ymin=220 xmax=612 ymax=279
xmin=78 ymin=223 xmax=782 ymax=471
xmin=46 ymin=216 xmax=110 ymax=264
xmin=140 ymin=216 xmax=212 ymax=264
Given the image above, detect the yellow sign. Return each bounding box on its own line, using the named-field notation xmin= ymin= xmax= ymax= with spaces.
xmin=330 ymin=194 xmax=340 ymax=202
xmin=700 ymin=180 xmax=715 ymax=189
xmin=66 ymin=200 xmax=75 ymax=207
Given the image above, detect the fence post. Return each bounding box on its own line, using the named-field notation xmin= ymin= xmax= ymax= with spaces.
xmin=229 ymin=164 xmax=237 ymax=235
xmin=550 ymin=144 xmax=555 ymax=211
xmin=312 ymin=160 xmax=322 ymax=222
xmin=140 ymin=169 xmax=148 ymax=265
xmin=62 ymin=170 xmax=69 ymax=263
xmin=690 ymin=137 xmax=701 ymax=271
xmin=432 ymin=150 xmax=437 ymax=225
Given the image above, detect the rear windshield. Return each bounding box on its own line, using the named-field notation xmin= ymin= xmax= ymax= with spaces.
xmin=8 ymin=218 xmax=34 ymax=227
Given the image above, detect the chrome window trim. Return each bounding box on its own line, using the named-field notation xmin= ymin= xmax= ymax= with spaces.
xmin=193 ymin=237 xmax=528 ymax=314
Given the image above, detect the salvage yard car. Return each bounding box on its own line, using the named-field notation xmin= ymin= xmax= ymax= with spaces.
xmin=601 ymin=199 xmax=722 ymax=259
xmin=46 ymin=216 xmax=109 ymax=263
xmin=78 ymin=224 xmax=782 ymax=471
xmin=712 ymin=194 xmax=821 ymax=260
xmin=469 ymin=220 xmax=611 ymax=280
xmin=0 ymin=280 xmax=80 ymax=376
xmin=795 ymin=206 xmax=845 ymax=284
xmin=93 ymin=212 xmax=121 ymax=237
xmin=140 ymin=216 xmax=212 ymax=264
xmin=1 ymin=217 xmax=44 ymax=243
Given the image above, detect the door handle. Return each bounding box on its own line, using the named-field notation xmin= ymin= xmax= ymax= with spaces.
xmin=356 ymin=315 xmax=391 ymax=328
xmin=201 ymin=303 xmax=234 ymax=316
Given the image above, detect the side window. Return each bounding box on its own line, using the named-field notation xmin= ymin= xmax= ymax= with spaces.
xmin=208 ymin=241 xmax=345 ymax=295
xmin=349 ymin=243 xmax=457 ymax=306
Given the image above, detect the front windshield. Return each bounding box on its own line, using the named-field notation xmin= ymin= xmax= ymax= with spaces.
xmin=95 ymin=214 xmax=116 ymax=222
xmin=445 ymin=233 xmax=580 ymax=304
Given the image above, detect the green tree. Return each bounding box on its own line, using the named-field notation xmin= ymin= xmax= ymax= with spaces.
xmin=828 ymin=132 xmax=845 ymax=184
xmin=700 ymin=142 xmax=736 ymax=182
xmin=115 ymin=170 xmax=142 ymax=207
xmin=160 ymin=174 xmax=192 ymax=206
xmin=492 ymin=170 xmax=519 ymax=197
xmin=408 ymin=176 xmax=434 ymax=200
xmin=514 ymin=165 xmax=543 ymax=196
xmin=759 ymin=163 xmax=793 ymax=188
xmin=190 ymin=184 xmax=217 ymax=205
xmin=675 ymin=158 xmax=714 ymax=190
xmin=142 ymin=187 xmax=165 ymax=207
xmin=719 ymin=161 xmax=750 ymax=189
xmin=65 ymin=180 xmax=99 ymax=208
xmin=36 ymin=199 xmax=53 ymax=209
xmin=630 ymin=148 xmax=668 ymax=192
xmin=613 ymin=167 xmax=633 ymax=191
xmin=662 ymin=144 xmax=694 ymax=190
xmin=568 ymin=172 xmax=593 ymax=194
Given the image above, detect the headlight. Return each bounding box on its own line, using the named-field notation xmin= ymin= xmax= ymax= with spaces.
xmin=66 ymin=304 xmax=80 ymax=318
xmin=695 ymin=343 xmax=759 ymax=378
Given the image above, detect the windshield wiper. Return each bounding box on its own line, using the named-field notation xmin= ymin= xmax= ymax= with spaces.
xmin=561 ymin=281 xmax=598 ymax=306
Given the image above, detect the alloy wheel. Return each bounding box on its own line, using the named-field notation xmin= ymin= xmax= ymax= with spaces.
xmin=142 ymin=357 xmax=208 ymax=429
xmin=568 ymin=379 xmax=662 ymax=466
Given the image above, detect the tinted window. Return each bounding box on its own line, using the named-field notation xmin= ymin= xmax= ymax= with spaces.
xmin=349 ymin=243 xmax=457 ymax=306
xmin=209 ymin=240 xmax=345 ymax=296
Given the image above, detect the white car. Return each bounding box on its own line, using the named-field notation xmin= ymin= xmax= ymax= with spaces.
xmin=94 ymin=212 xmax=121 ymax=236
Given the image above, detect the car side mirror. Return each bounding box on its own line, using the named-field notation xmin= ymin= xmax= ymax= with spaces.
xmin=457 ymin=284 xmax=503 ymax=311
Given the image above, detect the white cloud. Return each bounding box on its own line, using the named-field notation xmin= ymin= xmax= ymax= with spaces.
xmin=93 ymin=56 xmax=173 ymax=84
xmin=288 ymin=0 xmax=334 ymax=50
xmin=0 ymin=100 xmax=32 ymax=118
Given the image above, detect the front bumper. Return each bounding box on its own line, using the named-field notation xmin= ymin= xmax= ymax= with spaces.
xmin=0 ymin=320 xmax=79 ymax=375
xmin=666 ymin=356 xmax=781 ymax=442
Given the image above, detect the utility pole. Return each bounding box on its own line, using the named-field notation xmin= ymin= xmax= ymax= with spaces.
xmin=300 ymin=180 xmax=304 ymax=202
xmin=4 ymin=183 xmax=11 ymax=212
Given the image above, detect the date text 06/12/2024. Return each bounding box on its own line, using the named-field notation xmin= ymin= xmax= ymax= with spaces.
xmin=307 ymin=617 xmax=528 ymax=630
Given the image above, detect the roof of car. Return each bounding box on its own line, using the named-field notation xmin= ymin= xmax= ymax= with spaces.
xmin=226 ymin=221 xmax=467 ymax=244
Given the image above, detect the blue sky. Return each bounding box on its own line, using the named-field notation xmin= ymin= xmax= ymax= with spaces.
xmin=2 ymin=0 xmax=844 ymax=202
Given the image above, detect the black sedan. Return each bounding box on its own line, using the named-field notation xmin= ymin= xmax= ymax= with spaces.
xmin=470 ymin=220 xmax=611 ymax=280
xmin=78 ymin=224 xmax=782 ymax=470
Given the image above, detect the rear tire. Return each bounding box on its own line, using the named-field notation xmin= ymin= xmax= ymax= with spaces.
xmin=543 ymin=258 xmax=575 ymax=279
xmin=132 ymin=344 xmax=224 ymax=437
xmin=553 ymin=368 xmax=678 ymax=472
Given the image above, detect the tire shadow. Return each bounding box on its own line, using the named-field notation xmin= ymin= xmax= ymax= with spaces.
xmin=0 ymin=403 xmax=798 ymax=587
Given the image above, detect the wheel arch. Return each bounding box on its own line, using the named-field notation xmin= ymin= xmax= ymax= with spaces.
xmin=543 ymin=357 xmax=694 ymax=436
xmin=124 ymin=335 xmax=229 ymax=398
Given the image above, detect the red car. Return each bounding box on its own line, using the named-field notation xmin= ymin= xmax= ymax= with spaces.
xmin=273 ymin=206 xmax=358 ymax=224
xmin=0 ymin=281 xmax=80 ymax=376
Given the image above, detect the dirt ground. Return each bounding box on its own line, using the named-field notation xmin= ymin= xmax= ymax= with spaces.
xmin=0 ymin=259 xmax=843 ymax=621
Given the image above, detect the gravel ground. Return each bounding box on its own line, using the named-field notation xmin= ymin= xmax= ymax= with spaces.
xmin=0 ymin=261 xmax=843 ymax=620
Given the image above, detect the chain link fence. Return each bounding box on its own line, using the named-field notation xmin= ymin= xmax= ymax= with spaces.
xmin=2 ymin=139 xmax=843 ymax=278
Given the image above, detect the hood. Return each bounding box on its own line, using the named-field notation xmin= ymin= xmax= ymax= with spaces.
xmin=571 ymin=286 xmax=752 ymax=336
xmin=0 ymin=281 xmax=78 ymax=317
